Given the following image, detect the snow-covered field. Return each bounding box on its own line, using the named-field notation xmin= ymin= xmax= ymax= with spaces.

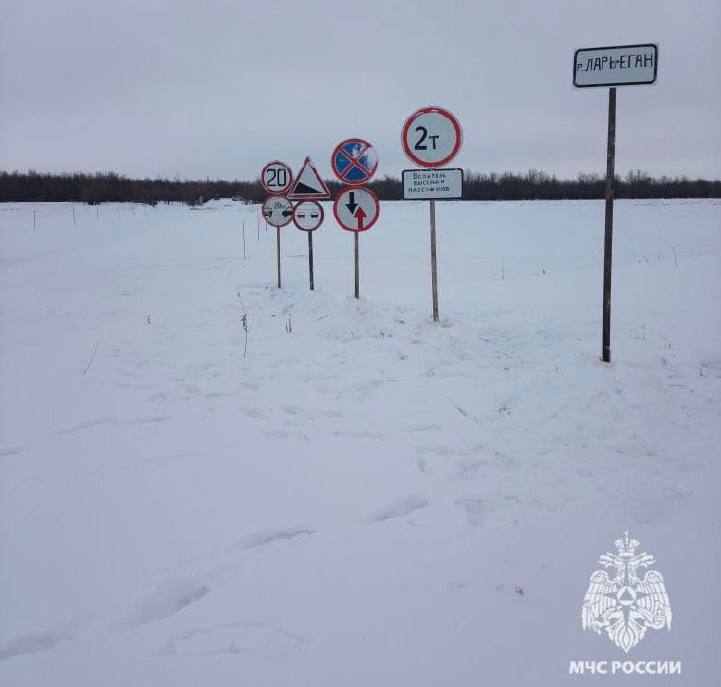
xmin=1 ymin=199 xmax=720 ymax=686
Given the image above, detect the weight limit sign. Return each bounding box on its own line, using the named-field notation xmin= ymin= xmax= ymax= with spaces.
xmin=402 ymin=106 xmax=463 ymax=168
xmin=401 ymin=105 xmax=463 ymax=323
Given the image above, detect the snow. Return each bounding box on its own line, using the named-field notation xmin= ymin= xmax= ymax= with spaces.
xmin=1 ymin=198 xmax=720 ymax=685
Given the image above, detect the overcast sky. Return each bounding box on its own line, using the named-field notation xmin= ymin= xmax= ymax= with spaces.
xmin=1 ymin=0 xmax=720 ymax=181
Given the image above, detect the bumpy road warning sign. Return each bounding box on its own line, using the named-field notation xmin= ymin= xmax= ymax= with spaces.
xmin=288 ymin=157 xmax=330 ymax=200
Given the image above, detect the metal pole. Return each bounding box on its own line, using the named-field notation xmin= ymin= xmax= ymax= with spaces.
xmin=242 ymin=220 xmax=246 ymax=259
xmin=308 ymin=232 xmax=315 ymax=291
xmin=429 ymin=199 xmax=439 ymax=322
xmin=276 ymin=227 xmax=281 ymax=288
xmin=354 ymin=232 xmax=359 ymax=299
xmin=602 ymin=87 xmax=616 ymax=363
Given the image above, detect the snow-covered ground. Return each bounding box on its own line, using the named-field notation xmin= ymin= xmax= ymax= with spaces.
xmin=1 ymin=199 xmax=719 ymax=686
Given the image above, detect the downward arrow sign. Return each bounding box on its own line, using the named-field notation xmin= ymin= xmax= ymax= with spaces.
xmin=355 ymin=206 xmax=367 ymax=230
xmin=345 ymin=191 xmax=358 ymax=214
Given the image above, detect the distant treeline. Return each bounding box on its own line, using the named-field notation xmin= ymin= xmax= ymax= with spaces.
xmin=1 ymin=169 xmax=718 ymax=204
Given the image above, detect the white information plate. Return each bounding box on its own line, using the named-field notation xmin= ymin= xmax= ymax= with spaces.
xmin=402 ymin=168 xmax=463 ymax=200
xmin=574 ymin=44 xmax=658 ymax=88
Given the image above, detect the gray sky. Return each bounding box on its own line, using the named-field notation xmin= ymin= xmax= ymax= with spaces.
xmin=1 ymin=0 xmax=720 ymax=181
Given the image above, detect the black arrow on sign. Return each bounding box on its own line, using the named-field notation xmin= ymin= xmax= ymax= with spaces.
xmin=345 ymin=191 xmax=358 ymax=214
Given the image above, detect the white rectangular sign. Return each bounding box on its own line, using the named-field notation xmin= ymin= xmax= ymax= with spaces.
xmin=403 ymin=168 xmax=463 ymax=200
xmin=574 ymin=44 xmax=658 ymax=88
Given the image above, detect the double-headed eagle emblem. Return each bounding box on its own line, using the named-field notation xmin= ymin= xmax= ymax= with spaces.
xmin=581 ymin=532 xmax=672 ymax=653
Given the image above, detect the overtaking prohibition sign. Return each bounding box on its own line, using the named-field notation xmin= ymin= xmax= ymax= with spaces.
xmin=262 ymin=196 xmax=293 ymax=227
xmin=402 ymin=106 xmax=463 ymax=168
xmin=331 ymin=138 xmax=379 ymax=184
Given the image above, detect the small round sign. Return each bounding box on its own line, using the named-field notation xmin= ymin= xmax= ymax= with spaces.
xmin=261 ymin=160 xmax=293 ymax=195
xmin=333 ymin=186 xmax=380 ymax=233
xmin=331 ymin=138 xmax=379 ymax=185
xmin=402 ymin=106 xmax=463 ymax=168
xmin=262 ymin=195 xmax=293 ymax=227
xmin=292 ymin=201 xmax=324 ymax=232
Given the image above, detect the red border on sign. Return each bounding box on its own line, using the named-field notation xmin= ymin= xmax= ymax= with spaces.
xmin=262 ymin=195 xmax=293 ymax=228
xmin=401 ymin=106 xmax=463 ymax=168
xmin=333 ymin=186 xmax=380 ymax=233
xmin=288 ymin=157 xmax=331 ymax=200
xmin=292 ymin=200 xmax=324 ymax=232
xmin=330 ymin=138 xmax=378 ymax=185
xmin=260 ymin=160 xmax=293 ymax=195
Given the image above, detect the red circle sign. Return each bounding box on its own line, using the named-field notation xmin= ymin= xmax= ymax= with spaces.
xmin=402 ymin=106 xmax=462 ymax=168
xmin=260 ymin=160 xmax=293 ymax=195
xmin=333 ymin=186 xmax=380 ymax=233
xmin=292 ymin=200 xmax=324 ymax=232
xmin=262 ymin=195 xmax=293 ymax=227
xmin=331 ymin=138 xmax=378 ymax=185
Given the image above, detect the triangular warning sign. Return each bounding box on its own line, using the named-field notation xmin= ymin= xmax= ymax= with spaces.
xmin=288 ymin=157 xmax=330 ymax=200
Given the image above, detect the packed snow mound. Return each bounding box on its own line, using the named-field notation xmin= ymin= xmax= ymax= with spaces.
xmin=1 ymin=199 xmax=719 ymax=685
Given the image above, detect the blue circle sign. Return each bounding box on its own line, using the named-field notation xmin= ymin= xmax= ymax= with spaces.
xmin=331 ymin=138 xmax=379 ymax=185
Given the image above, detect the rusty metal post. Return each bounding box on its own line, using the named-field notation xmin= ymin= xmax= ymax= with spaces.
xmin=276 ymin=227 xmax=281 ymax=288
xmin=354 ymin=232 xmax=359 ymax=299
xmin=308 ymin=231 xmax=314 ymax=291
xmin=430 ymin=199 xmax=439 ymax=321
xmin=602 ymin=87 xmax=616 ymax=363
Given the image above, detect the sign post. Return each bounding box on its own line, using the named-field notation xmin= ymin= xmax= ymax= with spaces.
xmin=292 ymin=200 xmax=324 ymax=291
xmin=331 ymin=138 xmax=380 ymax=299
xmin=573 ymin=43 xmax=658 ymax=363
xmin=262 ymin=195 xmax=293 ymax=288
xmin=260 ymin=160 xmax=295 ymax=288
xmin=402 ymin=106 xmax=463 ymax=322
xmin=603 ymin=88 xmax=617 ymax=364
xmin=333 ymin=186 xmax=380 ymax=299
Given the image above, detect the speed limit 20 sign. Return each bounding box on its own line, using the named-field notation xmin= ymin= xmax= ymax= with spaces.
xmin=261 ymin=160 xmax=293 ymax=195
xmin=402 ymin=106 xmax=462 ymax=168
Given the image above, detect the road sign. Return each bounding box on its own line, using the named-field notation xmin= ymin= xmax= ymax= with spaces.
xmin=288 ymin=157 xmax=331 ymax=200
xmin=331 ymin=138 xmax=379 ymax=185
xmin=574 ymin=44 xmax=658 ymax=88
xmin=292 ymin=200 xmax=324 ymax=232
xmin=403 ymin=168 xmax=463 ymax=200
xmin=260 ymin=160 xmax=293 ymax=195
xmin=573 ymin=42 xmax=659 ymax=362
xmin=402 ymin=106 xmax=462 ymax=168
xmin=262 ymin=195 xmax=293 ymax=227
xmin=333 ymin=187 xmax=379 ymax=232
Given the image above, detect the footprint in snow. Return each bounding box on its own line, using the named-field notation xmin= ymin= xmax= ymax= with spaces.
xmin=129 ymin=577 xmax=210 ymax=627
xmin=161 ymin=621 xmax=305 ymax=657
xmin=238 ymin=527 xmax=316 ymax=550
xmin=368 ymin=495 xmax=429 ymax=523
xmin=0 ymin=626 xmax=75 ymax=662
